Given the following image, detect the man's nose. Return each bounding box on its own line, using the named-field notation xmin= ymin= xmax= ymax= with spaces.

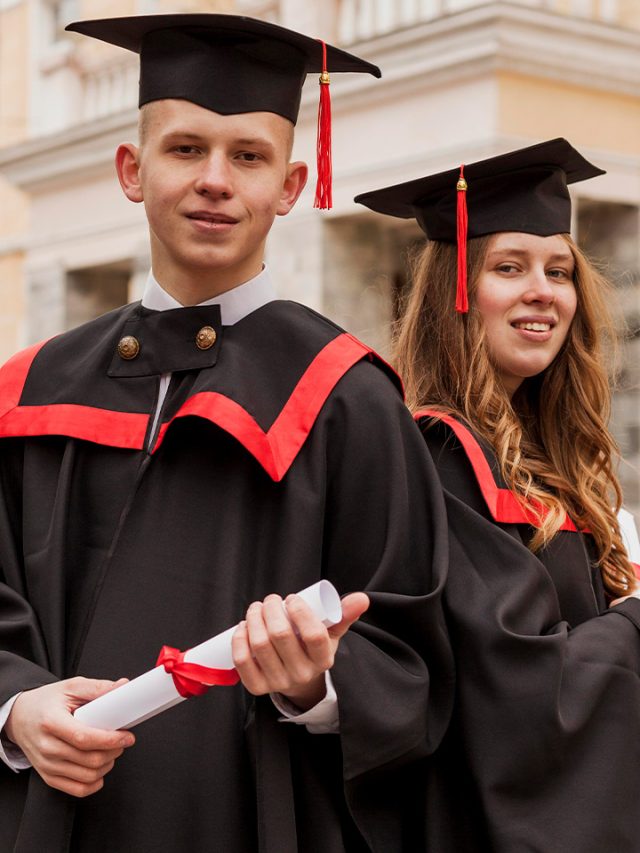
xmin=194 ymin=152 xmax=233 ymax=199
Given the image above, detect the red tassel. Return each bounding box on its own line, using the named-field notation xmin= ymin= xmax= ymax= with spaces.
xmin=456 ymin=164 xmax=468 ymax=313
xmin=314 ymin=40 xmax=332 ymax=210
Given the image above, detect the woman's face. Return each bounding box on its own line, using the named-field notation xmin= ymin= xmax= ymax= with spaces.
xmin=475 ymin=232 xmax=578 ymax=397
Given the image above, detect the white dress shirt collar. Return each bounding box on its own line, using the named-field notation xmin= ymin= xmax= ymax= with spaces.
xmin=141 ymin=266 xmax=276 ymax=325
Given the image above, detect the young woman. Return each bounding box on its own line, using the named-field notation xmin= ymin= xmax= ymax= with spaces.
xmin=356 ymin=139 xmax=640 ymax=852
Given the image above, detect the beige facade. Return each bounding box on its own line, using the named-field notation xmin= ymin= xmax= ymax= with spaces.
xmin=0 ymin=0 xmax=639 ymax=505
xmin=0 ymin=0 xmax=29 ymax=357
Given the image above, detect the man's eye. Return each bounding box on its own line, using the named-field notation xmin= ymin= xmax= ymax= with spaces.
xmin=172 ymin=145 xmax=198 ymax=155
xmin=237 ymin=152 xmax=261 ymax=162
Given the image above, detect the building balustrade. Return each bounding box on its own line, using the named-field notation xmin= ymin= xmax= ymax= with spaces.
xmin=67 ymin=0 xmax=629 ymax=124
xmin=335 ymin=0 xmax=624 ymax=44
xmin=80 ymin=60 xmax=138 ymax=122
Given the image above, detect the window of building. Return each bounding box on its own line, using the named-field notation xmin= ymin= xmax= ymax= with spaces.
xmin=324 ymin=216 xmax=422 ymax=355
xmin=577 ymin=198 xmax=640 ymax=513
xmin=577 ymin=199 xmax=640 ymax=287
xmin=66 ymin=262 xmax=131 ymax=330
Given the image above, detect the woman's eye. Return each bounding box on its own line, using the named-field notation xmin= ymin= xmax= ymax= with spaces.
xmin=548 ymin=268 xmax=572 ymax=279
xmin=497 ymin=264 xmax=517 ymax=274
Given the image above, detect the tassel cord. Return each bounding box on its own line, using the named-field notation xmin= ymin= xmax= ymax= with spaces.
xmin=314 ymin=40 xmax=333 ymax=210
xmin=456 ymin=165 xmax=469 ymax=313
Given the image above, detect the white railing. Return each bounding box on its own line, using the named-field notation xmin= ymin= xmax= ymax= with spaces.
xmin=234 ymin=0 xmax=280 ymax=21
xmin=336 ymin=0 xmax=623 ymax=43
xmin=81 ymin=60 xmax=139 ymax=122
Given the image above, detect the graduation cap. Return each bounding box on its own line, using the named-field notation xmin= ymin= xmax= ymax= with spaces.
xmin=354 ymin=138 xmax=605 ymax=312
xmin=66 ymin=14 xmax=382 ymax=210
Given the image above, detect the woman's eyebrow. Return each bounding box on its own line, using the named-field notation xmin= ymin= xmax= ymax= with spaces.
xmin=486 ymin=248 xmax=529 ymax=258
xmin=486 ymin=248 xmax=573 ymax=262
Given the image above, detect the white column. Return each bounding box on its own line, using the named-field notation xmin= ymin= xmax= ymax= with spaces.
xmin=266 ymin=212 xmax=325 ymax=312
xmin=128 ymin=247 xmax=151 ymax=303
xmin=26 ymin=262 xmax=67 ymax=342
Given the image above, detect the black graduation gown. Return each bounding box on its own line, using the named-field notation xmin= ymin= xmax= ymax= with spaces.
xmin=0 ymin=301 xmax=453 ymax=853
xmin=417 ymin=411 xmax=640 ymax=853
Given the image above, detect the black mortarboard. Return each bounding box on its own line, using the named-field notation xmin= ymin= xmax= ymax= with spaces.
xmin=354 ymin=138 xmax=605 ymax=311
xmin=66 ymin=14 xmax=382 ymax=209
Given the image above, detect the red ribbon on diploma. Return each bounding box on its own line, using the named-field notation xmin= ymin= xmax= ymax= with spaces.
xmin=156 ymin=645 xmax=240 ymax=699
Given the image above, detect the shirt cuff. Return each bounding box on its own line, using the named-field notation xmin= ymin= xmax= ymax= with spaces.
xmin=271 ymin=671 xmax=339 ymax=734
xmin=0 ymin=693 xmax=31 ymax=771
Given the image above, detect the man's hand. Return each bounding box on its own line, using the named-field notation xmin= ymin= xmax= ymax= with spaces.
xmin=232 ymin=592 xmax=369 ymax=711
xmin=5 ymin=678 xmax=135 ymax=797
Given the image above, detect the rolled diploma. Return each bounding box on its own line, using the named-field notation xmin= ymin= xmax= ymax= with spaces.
xmin=74 ymin=580 xmax=342 ymax=731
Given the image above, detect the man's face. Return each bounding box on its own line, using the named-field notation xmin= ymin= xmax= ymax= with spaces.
xmin=118 ymin=99 xmax=306 ymax=295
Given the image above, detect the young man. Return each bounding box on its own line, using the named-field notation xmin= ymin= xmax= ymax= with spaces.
xmin=0 ymin=15 xmax=452 ymax=852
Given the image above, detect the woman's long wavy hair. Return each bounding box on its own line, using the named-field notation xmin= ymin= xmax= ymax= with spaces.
xmin=395 ymin=234 xmax=635 ymax=597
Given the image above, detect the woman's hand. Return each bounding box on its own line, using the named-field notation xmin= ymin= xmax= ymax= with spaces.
xmin=609 ymin=588 xmax=640 ymax=608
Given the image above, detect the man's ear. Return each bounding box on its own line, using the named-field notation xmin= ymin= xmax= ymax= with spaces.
xmin=115 ymin=143 xmax=144 ymax=203
xmin=276 ymin=161 xmax=308 ymax=216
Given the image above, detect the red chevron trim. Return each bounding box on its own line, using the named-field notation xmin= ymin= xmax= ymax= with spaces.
xmin=154 ymin=333 xmax=373 ymax=481
xmin=0 ymin=333 xmax=374 ymax=470
xmin=415 ymin=408 xmax=579 ymax=532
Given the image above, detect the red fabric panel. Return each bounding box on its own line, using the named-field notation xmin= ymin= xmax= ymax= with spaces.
xmin=0 ymin=340 xmax=49 ymax=418
xmin=415 ymin=408 xmax=579 ymax=532
xmin=0 ymin=339 xmax=148 ymax=448
xmin=154 ymin=333 xmax=372 ymax=481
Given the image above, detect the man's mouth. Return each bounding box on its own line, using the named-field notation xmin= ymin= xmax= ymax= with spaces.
xmin=186 ymin=211 xmax=239 ymax=225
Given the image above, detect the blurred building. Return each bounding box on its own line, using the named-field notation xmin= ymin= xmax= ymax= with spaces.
xmin=0 ymin=0 xmax=639 ymax=506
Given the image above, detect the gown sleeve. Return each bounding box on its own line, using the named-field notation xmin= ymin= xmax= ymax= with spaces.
xmin=424 ymin=420 xmax=640 ymax=851
xmin=315 ymin=364 xmax=455 ymax=849
xmin=0 ymin=439 xmax=58 ymax=706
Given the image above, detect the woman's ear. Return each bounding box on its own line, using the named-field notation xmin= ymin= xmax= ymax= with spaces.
xmin=115 ymin=143 xmax=144 ymax=203
xmin=277 ymin=160 xmax=308 ymax=216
